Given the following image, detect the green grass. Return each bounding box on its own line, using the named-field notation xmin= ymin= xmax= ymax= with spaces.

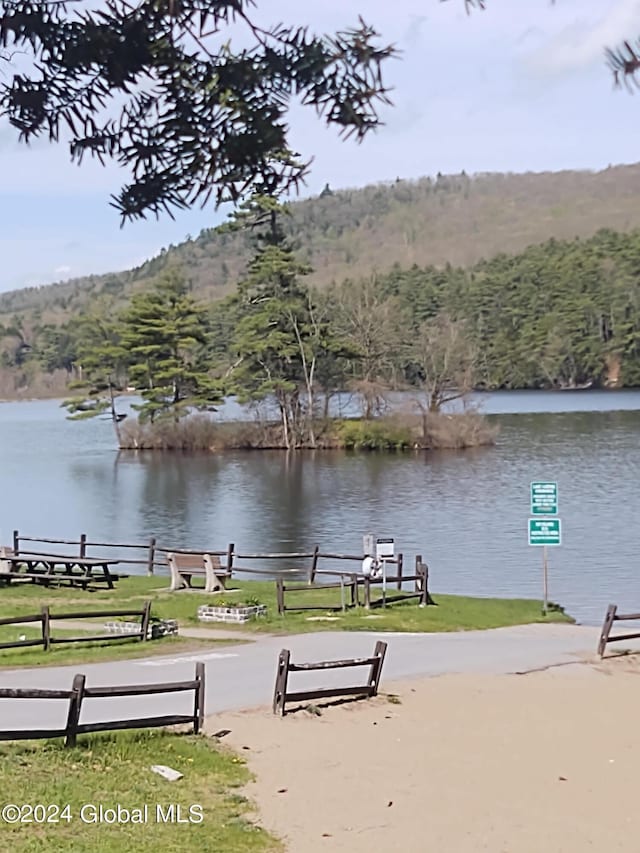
xmin=0 ymin=625 xmax=234 ymax=669
xmin=0 ymin=730 xmax=280 ymax=852
xmin=0 ymin=575 xmax=573 ymax=653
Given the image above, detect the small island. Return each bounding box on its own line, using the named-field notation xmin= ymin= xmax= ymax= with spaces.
xmin=62 ymin=197 xmax=497 ymax=452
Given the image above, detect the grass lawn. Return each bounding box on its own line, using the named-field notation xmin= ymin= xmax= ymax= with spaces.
xmin=0 ymin=625 xmax=237 ymax=669
xmin=0 ymin=575 xmax=573 ymax=651
xmin=0 ymin=730 xmax=280 ymax=853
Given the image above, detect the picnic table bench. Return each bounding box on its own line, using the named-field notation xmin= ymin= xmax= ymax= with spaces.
xmin=0 ymin=553 xmax=120 ymax=590
xmin=167 ymin=553 xmax=230 ymax=594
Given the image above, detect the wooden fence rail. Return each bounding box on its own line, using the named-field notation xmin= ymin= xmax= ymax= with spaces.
xmin=597 ymin=604 xmax=640 ymax=657
xmin=276 ymin=575 xmax=360 ymax=614
xmin=272 ymin=641 xmax=387 ymax=716
xmin=363 ymin=558 xmax=435 ymax=610
xmin=0 ymin=602 xmax=152 ymax=652
xmin=278 ymin=559 xmax=433 ymax=615
xmin=0 ymin=663 xmax=205 ymax=746
xmin=9 ymin=531 xmax=415 ymax=590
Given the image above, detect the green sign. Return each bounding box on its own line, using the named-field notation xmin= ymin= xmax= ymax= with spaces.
xmin=528 ymin=518 xmax=561 ymax=546
xmin=530 ymin=481 xmax=558 ymax=515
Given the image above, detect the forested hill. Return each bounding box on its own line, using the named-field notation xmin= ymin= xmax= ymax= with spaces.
xmin=2 ymin=224 xmax=640 ymax=399
xmin=5 ymin=162 xmax=640 ymax=325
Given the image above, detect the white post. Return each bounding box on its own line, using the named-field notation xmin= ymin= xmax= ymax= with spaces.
xmin=382 ymin=559 xmax=387 ymax=608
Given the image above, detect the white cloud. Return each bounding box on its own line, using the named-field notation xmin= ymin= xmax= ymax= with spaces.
xmin=526 ymin=0 xmax=640 ymax=76
xmin=54 ymin=265 xmax=71 ymax=276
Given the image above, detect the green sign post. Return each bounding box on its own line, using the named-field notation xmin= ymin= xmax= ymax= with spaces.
xmin=530 ymin=481 xmax=558 ymax=515
xmin=528 ymin=483 xmax=561 ymax=616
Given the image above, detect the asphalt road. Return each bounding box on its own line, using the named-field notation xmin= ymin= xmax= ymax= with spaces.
xmin=0 ymin=624 xmax=603 ymax=733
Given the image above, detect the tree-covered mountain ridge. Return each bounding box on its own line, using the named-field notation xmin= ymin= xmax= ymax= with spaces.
xmin=5 ymin=162 xmax=640 ymax=325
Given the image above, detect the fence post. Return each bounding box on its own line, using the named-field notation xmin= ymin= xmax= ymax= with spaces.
xmin=276 ymin=578 xmax=285 ymax=615
xmin=272 ymin=649 xmax=290 ymax=716
xmin=368 ymin=641 xmax=388 ymax=696
xmin=350 ymin=573 xmax=358 ymax=607
xmin=41 ymin=605 xmax=51 ymax=651
xmin=140 ymin=600 xmax=152 ymax=641
xmin=418 ymin=562 xmax=427 ymax=606
xmin=309 ymin=545 xmax=320 ymax=584
xmin=598 ymin=604 xmax=617 ymax=657
xmin=421 ymin=561 xmax=436 ymax=606
xmin=64 ymin=674 xmax=86 ymax=748
xmin=226 ymin=543 xmax=235 ymax=575
xmin=79 ymin=533 xmax=87 ymax=558
xmin=397 ymin=552 xmax=403 ymax=590
xmin=364 ymin=577 xmax=371 ymax=610
xmin=147 ymin=537 xmax=156 ymax=576
xmin=12 ymin=530 xmax=19 ymax=556
xmin=194 ymin=662 xmax=206 ymax=734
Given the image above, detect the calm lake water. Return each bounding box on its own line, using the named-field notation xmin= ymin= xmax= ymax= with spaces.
xmin=1 ymin=390 xmax=639 ymax=626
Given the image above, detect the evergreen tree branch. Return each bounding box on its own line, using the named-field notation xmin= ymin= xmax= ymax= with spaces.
xmin=0 ymin=0 xmax=396 ymax=221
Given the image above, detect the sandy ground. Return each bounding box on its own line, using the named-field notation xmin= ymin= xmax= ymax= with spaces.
xmin=217 ymin=654 xmax=640 ymax=853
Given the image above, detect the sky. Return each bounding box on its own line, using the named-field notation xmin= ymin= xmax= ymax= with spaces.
xmin=2 ymin=0 xmax=640 ymax=293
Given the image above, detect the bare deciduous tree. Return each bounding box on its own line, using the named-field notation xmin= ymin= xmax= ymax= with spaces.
xmin=334 ymin=279 xmax=401 ymax=418
xmin=411 ymin=313 xmax=478 ymax=414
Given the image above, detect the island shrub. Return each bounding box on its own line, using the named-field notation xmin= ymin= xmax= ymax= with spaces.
xmin=118 ymin=415 xmax=219 ymax=450
xmin=420 ymin=411 xmax=499 ymax=449
xmin=117 ymin=410 xmax=498 ymax=451
xmin=336 ymin=417 xmax=414 ymax=450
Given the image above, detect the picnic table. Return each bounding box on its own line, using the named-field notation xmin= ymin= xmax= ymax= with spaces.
xmin=0 ymin=553 xmax=120 ymax=590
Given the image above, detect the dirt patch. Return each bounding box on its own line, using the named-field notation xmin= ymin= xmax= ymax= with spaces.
xmin=219 ymin=660 xmax=640 ymax=852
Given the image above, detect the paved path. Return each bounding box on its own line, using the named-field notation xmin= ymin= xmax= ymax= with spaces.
xmin=0 ymin=624 xmax=604 ymax=733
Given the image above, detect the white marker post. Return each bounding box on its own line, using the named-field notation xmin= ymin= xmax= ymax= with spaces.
xmin=375 ymin=538 xmax=395 ymax=608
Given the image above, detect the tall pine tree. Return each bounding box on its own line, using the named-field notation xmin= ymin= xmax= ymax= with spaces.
xmin=120 ymin=269 xmax=220 ymax=422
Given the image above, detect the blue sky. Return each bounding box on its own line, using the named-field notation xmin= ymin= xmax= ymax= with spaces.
xmin=2 ymin=0 xmax=640 ymax=293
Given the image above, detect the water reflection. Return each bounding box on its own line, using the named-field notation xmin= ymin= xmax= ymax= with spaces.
xmin=1 ymin=394 xmax=640 ymax=624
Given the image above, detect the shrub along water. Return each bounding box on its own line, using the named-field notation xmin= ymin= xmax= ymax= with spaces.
xmin=116 ymin=411 xmax=498 ymax=451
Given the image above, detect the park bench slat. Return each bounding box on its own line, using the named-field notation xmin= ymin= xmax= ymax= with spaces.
xmin=167 ymin=552 xmax=230 ymax=594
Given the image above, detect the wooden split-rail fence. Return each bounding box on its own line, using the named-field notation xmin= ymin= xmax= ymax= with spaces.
xmin=0 ymin=663 xmax=205 ymax=747
xmin=8 ymin=530 xmax=411 ymax=585
xmin=0 ymin=602 xmax=152 ymax=652
xmin=598 ymin=604 xmax=640 ymax=657
xmin=276 ymin=557 xmax=435 ymax=613
xmin=272 ymin=641 xmax=388 ymax=716
xmin=276 ymin=574 xmax=359 ymax=614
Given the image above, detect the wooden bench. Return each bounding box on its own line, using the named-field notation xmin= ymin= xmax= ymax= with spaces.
xmin=167 ymin=553 xmax=230 ymax=594
xmin=0 ymin=546 xmax=14 ymax=575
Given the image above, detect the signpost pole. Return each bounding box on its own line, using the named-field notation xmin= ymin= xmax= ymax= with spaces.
xmin=382 ymin=559 xmax=387 ymax=608
xmin=542 ymin=545 xmax=548 ymax=615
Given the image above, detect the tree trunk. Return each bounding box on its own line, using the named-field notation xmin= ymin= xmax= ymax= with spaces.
xmin=290 ymin=312 xmax=316 ymax=448
xmin=305 ymin=381 xmax=316 ymax=449
xmin=108 ymin=381 xmax=122 ymax=447
xmin=278 ymin=398 xmax=291 ymax=450
xmin=323 ymin=391 xmax=331 ymax=419
xmin=364 ymin=395 xmax=374 ymax=419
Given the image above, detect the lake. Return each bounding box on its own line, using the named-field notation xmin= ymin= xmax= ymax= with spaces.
xmin=1 ymin=390 xmax=639 ymax=626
